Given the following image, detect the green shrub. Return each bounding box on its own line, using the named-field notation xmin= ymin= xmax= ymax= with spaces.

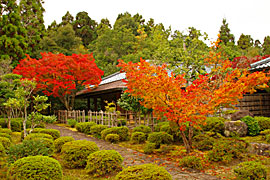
xmin=179 ymin=156 xmax=203 ymax=170
xmin=260 ymin=129 xmax=270 ymax=136
xmin=0 ymin=133 xmax=11 ymax=140
xmin=101 ymin=126 xmax=129 ymax=141
xmin=202 ymin=117 xmax=226 ymax=134
xmin=24 ymin=133 xmax=53 ymax=140
xmin=133 ymin=125 xmax=151 ymax=135
xmin=54 ymin=136 xmax=75 ymax=153
xmin=115 ymin=163 xmax=172 ymax=180
xmin=154 ymin=122 xmax=169 ymax=132
xmin=0 ymin=143 xmax=5 ymax=157
xmin=36 ymin=128 xmax=60 ymax=139
xmin=193 ymin=132 xmax=223 ymax=151
xmin=143 ymin=142 xmax=156 ymax=154
xmin=105 ymin=134 xmax=120 ymax=143
xmin=240 ymin=116 xmax=260 ymax=136
xmin=0 ymin=128 xmax=12 ymax=135
xmin=86 ymin=150 xmax=123 ymax=177
xmin=207 ymin=138 xmax=248 ymax=163
xmin=7 ymin=139 xmax=50 ymax=164
xmin=266 ymin=134 xmax=270 ymax=143
xmin=0 ymin=137 xmax=11 ymax=149
xmin=90 ymin=125 xmax=108 ymax=138
xmin=7 ymin=155 xmax=63 ymax=180
xmin=131 ymin=132 xmax=146 ymax=144
xmin=234 ymin=161 xmax=267 ymax=180
xmin=0 ymin=118 xmax=21 ymax=132
xmin=61 ymin=140 xmax=99 ymax=168
xmin=75 ymin=122 xmax=97 ymax=134
xmin=254 ymin=116 xmax=270 ymax=131
xmin=147 ymin=132 xmax=173 ymax=148
xmin=67 ymin=119 xmax=77 ymax=128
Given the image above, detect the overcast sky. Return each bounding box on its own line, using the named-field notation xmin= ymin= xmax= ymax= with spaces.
xmin=43 ymin=0 xmax=270 ymax=43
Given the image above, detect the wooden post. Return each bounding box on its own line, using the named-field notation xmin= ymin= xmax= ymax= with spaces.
xmin=100 ymin=110 xmax=104 ymax=125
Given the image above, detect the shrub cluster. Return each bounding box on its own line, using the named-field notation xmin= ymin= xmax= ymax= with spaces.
xmin=254 ymin=116 xmax=270 ymax=131
xmin=240 ymin=116 xmax=260 ymax=136
xmin=147 ymin=132 xmax=173 ymax=148
xmin=154 ymin=122 xmax=169 ymax=132
xmin=179 ymin=156 xmax=203 ymax=170
xmin=115 ymin=163 xmax=172 ymax=180
xmin=0 ymin=137 xmax=11 ymax=149
xmin=105 ymin=134 xmax=120 ymax=143
xmin=24 ymin=133 xmax=53 ymax=140
xmin=22 ymin=128 xmax=60 ymax=140
xmin=0 ymin=133 xmax=11 ymax=140
xmin=234 ymin=161 xmax=267 ymax=180
xmin=90 ymin=125 xmax=108 ymax=138
xmin=133 ymin=125 xmax=151 ymax=135
xmin=86 ymin=150 xmax=123 ymax=177
xmin=7 ymin=139 xmax=50 ymax=164
xmin=0 ymin=128 xmax=12 ymax=135
xmin=143 ymin=142 xmax=156 ymax=154
xmin=202 ymin=117 xmax=226 ymax=134
xmin=207 ymin=138 xmax=248 ymax=163
xmin=67 ymin=119 xmax=77 ymax=128
xmin=61 ymin=140 xmax=99 ymax=168
xmin=54 ymin=136 xmax=75 ymax=153
xmin=101 ymin=126 xmax=129 ymax=141
xmin=7 ymin=156 xmax=63 ymax=180
xmin=0 ymin=143 xmax=5 ymax=157
xmin=193 ymin=132 xmax=223 ymax=151
xmin=131 ymin=132 xmax=146 ymax=144
xmin=75 ymin=122 xmax=97 ymax=134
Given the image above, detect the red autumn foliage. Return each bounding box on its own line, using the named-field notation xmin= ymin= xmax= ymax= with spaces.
xmin=232 ymin=55 xmax=270 ymax=69
xmin=13 ymin=52 xmax=103 ymax=110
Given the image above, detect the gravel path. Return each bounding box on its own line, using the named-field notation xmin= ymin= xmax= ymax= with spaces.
xmin=46 ymin=124 xmax=220 ymax=180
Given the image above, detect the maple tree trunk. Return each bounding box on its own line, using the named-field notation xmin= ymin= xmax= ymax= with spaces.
xmin=188 ymin=123 xmax=194 ymax=148
xmin=180 ymin=130 xmax=192 ymax=154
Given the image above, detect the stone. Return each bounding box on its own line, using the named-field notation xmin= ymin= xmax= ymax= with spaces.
xmin=249 ymin=142 xmax=270 ymax=156
xmin=224 ymin=121 xmax=248 ymax=137
xmin=230 ymin=110 xmax=254 ymax=121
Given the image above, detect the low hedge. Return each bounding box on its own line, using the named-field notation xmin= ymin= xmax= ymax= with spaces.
xmin=90 ymin=125 xmax=108 ymax=138
xmin=105 ymin=134 xmax=120 ymax=143
xmin=254 ymin=116 xmax=270 ymax=131
xmin=24 ymin=133 xmax=53 ymax=140
xmin=0 ymin=137 xmax=11 ymax=149
xmin=75 ymin=122 xmax=97 ymax=134
xmin=61 ymin=140 xmax=99 ymax=168
xmin=101 ymin=126 xmax=129 ymax=141
xmin=7 ymin=139 xmax=50 ymax=164
xmin=133 ymin=125 xmax=151 ymax=135
xmin=234 ymin=161 xmax=267 ymax=180
xmin=7 ymin=155 xmax=63 ymax=180
xmin=86 ymin=150 xmax=123 ymax=177
xmin=0 ymin=128 xmax=12 ymax=135
xmin=0 ymin=143 xmax=5 ymax=157
xmin=179 ymin=156 xmax=203 ymax=170
xmin=202 ymin=117 xmax=226 ymax=134
xmin=22 ymin=128 xmax=60 ymax=140
xmin=0 ymin=133 xmax=11 ymax=140
xmin=115 ymin=163 xmax=172 ymax=180
xmin=131 ymin=132 xmax=146 ymax=144
xmin=54 ymin=136 xmax=75 ymax=153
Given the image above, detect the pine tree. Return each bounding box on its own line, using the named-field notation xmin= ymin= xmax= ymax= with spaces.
xmin=219 ymin=18 xmax=235 ymax=45
xmin=237 ymin=34 xmax=253 ymax=50
xmin=0 ymin=0 xmax=27 ymax=66
xmin=262 ymin=36 xmax=270 ymax=55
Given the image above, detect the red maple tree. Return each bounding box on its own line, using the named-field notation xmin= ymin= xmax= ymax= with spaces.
xmin=13 ymin=52 xmax=104 ymax=110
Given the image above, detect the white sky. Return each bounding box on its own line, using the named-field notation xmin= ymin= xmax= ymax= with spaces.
xmin=43 ymin=0 xmax=270 ymax=43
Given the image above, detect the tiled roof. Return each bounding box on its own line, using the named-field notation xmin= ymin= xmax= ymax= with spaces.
xmin=250 ymin=57 xmax=270 ymax=70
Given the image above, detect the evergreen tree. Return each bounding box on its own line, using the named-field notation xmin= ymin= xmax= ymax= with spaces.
xmin=237 ymin=33 xmax=253 ymax=50
xmin=262 ymin=36 xmax=270 ymax=55
xmin=73 ymin=11 xmax=97 ymax=47
xmin=19 ymin=0 xmax=45 ymax=58
xmin=60 ymin=11 xmax=74 ymax=27
xmin=0 ymin=0 xmax=27 ymax=66
xmin=219 ymin=18 xmax=235 ymax=45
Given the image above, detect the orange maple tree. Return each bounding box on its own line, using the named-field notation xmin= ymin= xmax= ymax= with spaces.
xmin=118 ymin=39 xmax=269 ymax=153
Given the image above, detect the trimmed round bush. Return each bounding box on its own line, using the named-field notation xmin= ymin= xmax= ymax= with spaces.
xmin=240 ymin=116 xmax=260 ymax=136
xmin=234 ymin=161 xmax=267 ymax=180
xmin=7 ymin=155 xmax=63 ymax=180
xmin=133 ymin=125 xmax=151 ymax=135
xmin=0 ymin=133 xmax=11 ymax=140
xmin=0 ymin=128 xmax=12 ymax=135
xmin=266 ymin=134 xmax=270 ymax=143
xmin=7 ymin=139 xmax=50 ymax=164
xmin=179 ymin=156 xmax=203 ymax=170
xmin=143 ymin=142 xmax=156 ymax=154
xmin=254 ymin=116 xmax=270 ymax=131
xmin=154 ymin=121 xmax=169 ymax=132
xmin=105 ymin=134 xmax=120 ymax=143
xmin=202 ymin=117 xmax=225 ymax=134
xmin=67 ymin=119 xmax=77 ymax=128
xmin=101 ymin=126 xmax=129 ymax=141
xmin=61 ymin=140 xmax=99 ymax=168
xmin=193 ymin=132 xmax=223 ymax=151
xmin=147 ymin=132 xmax=173 ymax=148
xmin=75 ymin=122 xmax=97 ymax=134
xmin=24 ymin=133 xmax=53 ymax=140
xmin=90 ymin=125 xmax=108 ymax=138
xmin=131 ymin=132 xmax=146 ymax=144
xmin=86 ymin=150 xmax=123 ymax=177
xmin=115 ymin=163 xmax=172 ymax=180
xmin=54 ymin=136 xmax=75 ymax=153
xmin=36 ymin=128 xmax=60 ymax=139
xmin=0 ymin=137 xmax=11 ymax=149
xmin=0 ymin=143 xmax=5 ymax=157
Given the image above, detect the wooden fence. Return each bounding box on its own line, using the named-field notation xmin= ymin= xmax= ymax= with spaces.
xmin=237 ymin=92 xmax=270 ymax=117
xmin=57 ymin=110 xmax=160 ymax=129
